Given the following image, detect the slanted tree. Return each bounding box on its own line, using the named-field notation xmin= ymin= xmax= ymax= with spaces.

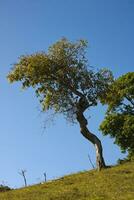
xmin=7 ymin=38 xmax=113 ymax=170
xmin=100 ymin=72 xmax=134 ymax=159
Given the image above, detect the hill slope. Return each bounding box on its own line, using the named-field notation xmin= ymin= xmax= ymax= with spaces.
xmin=0 ymin=162 xmax=134 ymax=200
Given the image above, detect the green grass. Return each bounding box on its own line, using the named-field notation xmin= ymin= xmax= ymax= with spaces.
xmin=0 ymin=162 xmax=134 ymax=200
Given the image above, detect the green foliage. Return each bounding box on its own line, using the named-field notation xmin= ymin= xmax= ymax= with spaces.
xmin=100 ymin=72 xmax=134 ymax=112
xmin=0 ymin=162 xmax=134 ymax=199
xmin=7 ymin=38 xmax=113 ymax=122
xmin=117 ymin=154 xmax=134 ymax=165
xmin=0 ymin=185 xmax=11 ymax=192
xmin=100 ymin=72 xmax=134 ymax=156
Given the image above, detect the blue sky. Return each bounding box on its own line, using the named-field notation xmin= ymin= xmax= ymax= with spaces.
xmin=0 ymin=0 xmax=134 ymax=188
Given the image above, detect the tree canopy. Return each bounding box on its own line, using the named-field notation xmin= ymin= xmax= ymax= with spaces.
xmin=100 ymin=72 xmax=134 ymax=158
xmin=8 ymin=38 xmax=113 ymax=170
xmin=8 ymin=38 xmax=113 ymax=121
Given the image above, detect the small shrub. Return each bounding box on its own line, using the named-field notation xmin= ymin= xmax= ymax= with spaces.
xmin=0 ymin=185 xmax=11 ymax=192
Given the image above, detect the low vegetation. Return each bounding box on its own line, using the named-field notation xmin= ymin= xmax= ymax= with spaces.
xmin=0 ymin=185 xmax=11 ymax=192
xmin=0 ymin=161 xmax=134 ymax=200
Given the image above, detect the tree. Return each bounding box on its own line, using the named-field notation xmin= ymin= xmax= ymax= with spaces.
xmin=100 ymin=72 xmax=134 ymax=159
xmin=43 ymin=172 xmax=47 ymax=182
xmin=7 ymin=38 xmax=113 ymax=170
xmin=19 ymin=169 xmax=27 ymax=187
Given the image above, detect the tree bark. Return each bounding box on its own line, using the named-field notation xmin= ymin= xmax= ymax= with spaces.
xmin=76 ymin=109 xmax=106 ymax=171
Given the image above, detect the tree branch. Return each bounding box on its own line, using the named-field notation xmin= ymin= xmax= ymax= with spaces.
xmin=126 ymin=95 xmax=134 ymax=107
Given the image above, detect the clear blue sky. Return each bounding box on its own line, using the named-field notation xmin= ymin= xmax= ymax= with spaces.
xmin=0 ymin=0 xmax=134 ymax=188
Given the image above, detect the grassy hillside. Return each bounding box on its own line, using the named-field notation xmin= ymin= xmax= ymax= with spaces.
xmin=0 ymin=162 xmax=134 ymax=200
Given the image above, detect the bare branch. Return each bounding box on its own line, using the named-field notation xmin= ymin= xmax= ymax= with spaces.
xmin=88 ymin=154 xmax=95 ymax=169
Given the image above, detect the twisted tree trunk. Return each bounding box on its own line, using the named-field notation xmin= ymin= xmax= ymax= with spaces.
xmin=76 ymin=98 xmax=106 ymax=171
